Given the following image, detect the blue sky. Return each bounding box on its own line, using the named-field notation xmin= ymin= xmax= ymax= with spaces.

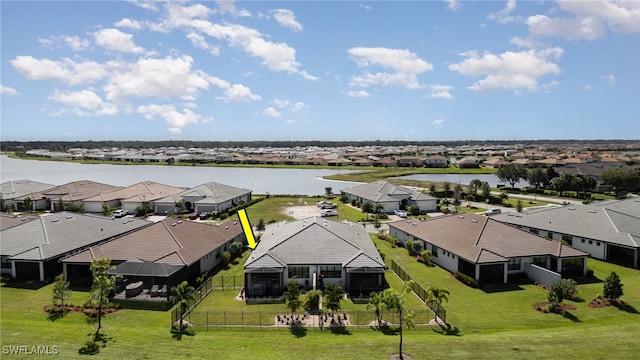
xmin=1 ymin=0 xmax=639 ymax=142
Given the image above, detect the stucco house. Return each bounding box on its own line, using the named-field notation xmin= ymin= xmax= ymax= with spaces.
xmin=153 ymin=181 xmax=252 ymax=215
xmin=244 ymin=217 xmax=385 ymax=299
xmin=340 ymin=180 xmax=437 ymax=214
xmin=82 ymin=181 xmax=185 ymax=214
xmin=41 ymin=180 xmax=122 ymax=212
xmin=0 ymin=179 xmax=56 ymax=211
xmin=389 ymin=213 xmax=588 ymax=286
xmin=492 ymin=198 xmax=640 ymax=269
xmin=61 ymin=218 xmax=245 ymax=298
xmin=1 ymin=212 xmax=151 ymax=281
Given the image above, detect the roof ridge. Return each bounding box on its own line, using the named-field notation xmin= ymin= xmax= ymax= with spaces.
xmin=161 ymin=219 xmax=184 ymax=249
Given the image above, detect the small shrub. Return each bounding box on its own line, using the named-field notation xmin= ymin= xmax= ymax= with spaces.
xmin=454 ymin=272 xmax=476 ymax=287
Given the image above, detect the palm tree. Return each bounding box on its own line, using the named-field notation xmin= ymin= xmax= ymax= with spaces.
xmin=499 ymin=192 xmax=509 ymax=205
xmin=23 ymin=197 xmax=33 ymax=212
xmin=439 ymin=198 xmax=452 ymax=213
xmin=171 ymin=281 xmax=196 ymax=331
xmin=426 ymin=285 xmax=450 ymax=324
xmin=324 ymin=187 xmax=334 ymax=199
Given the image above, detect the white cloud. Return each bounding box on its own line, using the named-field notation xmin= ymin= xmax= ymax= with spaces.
xmin=348 ymin=47 xmax=433 ymax=89
xmin=432 ymin=119 xmax=445 ymax=128
xmin=427 ymin=84 xmax=453 ymax=99
xmin=115 ymin=18 xmax=143 ymax=30
xmin=271 ymin=99 xmax=290 ymax=108
xmin=526 ymin=0 xmax=640 ymax=40
xmin=63 ymin=36 xmax=91 ymax=51
xmin=48 ymin=89 xmax=118 ymax=116
xmin=186 ymin=32 xmax=220 ymax=56
xmin=128 ymin=0 xmax=159 ymax=12
xmin=290 ymin=101 xmax=306 ymax=112
xmin=1 ymin=85 xmax=19 ymax=95
xmin=271 ymin=9 xmax=303 ymax=31
xmin=218 ymin=83 xmax=261 ymax=102
xmin=93 ymin=28 xmax=144 ymax=53
xmin=585 ymin=84 xmax=593 ymax=91
xmin=346 ymin=90 xmax=371 ymax=98
xmin=137 ymin=103 xmax=210 ymax=134
xmin=448 ymin=48 xmax=563 ymax=93
xmin=11 ymin=56 xmax=109 ymax=86
xmin=215 ymin=0 xmax=251 ymax=17
xmin=103 ymin=55 xmax=210 ymax=102
xmin=263 ymin=107 xmax=281 ymax=118
xmin=488 ymin=0 xmax=517 ymax=24
xmin=445 ymin=0 xmax=462 ymax=12
xmin=601 ymin=74 xmax=616 ymax=86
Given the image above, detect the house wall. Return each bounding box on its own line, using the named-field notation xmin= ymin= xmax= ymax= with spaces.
xmin=389 ymin=227 xmax=459 ymax=274
xmin=412 ymin=199 xmax=437 ymax=212
xmin=84 ymin=200 xmax=120 ymax=213
xmin=524 ymin=263 xmax=560 ymax=287
xmin=521 ymin=226 xmax=606 ymax=260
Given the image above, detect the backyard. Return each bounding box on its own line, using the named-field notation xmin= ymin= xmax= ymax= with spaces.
xmin=1 ymin=196 xmax=639 ymax=359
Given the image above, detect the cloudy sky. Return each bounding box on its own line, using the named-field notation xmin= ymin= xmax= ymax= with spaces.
xmin=1 ymin=0 xmax=639 ymax=141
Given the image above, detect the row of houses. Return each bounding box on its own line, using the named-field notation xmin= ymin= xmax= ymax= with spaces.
xmin=1 ymin=179 xmax=252 ymax=216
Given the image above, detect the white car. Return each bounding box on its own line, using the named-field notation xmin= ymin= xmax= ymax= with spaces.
xmin=484 ymin=208 xmax=502 ymax=216
xmin=320 ymin=209 xmax=338 ymax=217
xmin=113 ymin=209 xmax=128 ymax=218
xmin=394 ymin=209 xmax=408 ymax=218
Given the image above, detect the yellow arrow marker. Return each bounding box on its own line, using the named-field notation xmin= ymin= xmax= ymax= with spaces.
xmin=238 ymin=209 xmax=257 ymax=249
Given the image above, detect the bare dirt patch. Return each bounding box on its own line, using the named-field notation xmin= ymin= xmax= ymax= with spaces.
xmin=282 ymin=205 xmax=323 ymax=219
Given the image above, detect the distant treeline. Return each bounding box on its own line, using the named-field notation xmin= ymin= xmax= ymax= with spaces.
xmin=1 ymin=139 xmax=638 ymax=152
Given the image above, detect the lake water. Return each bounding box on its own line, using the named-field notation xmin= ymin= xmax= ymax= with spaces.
xmin=393 ymin=173 xmax=529 ymax=188
xmin=0 ymin=155 xmax=516 ymax=194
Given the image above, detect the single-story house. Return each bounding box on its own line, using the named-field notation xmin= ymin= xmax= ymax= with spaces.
xmin=153 ymin=182 xmax=252 ymax=215
xmin=244 ymin=217 xmax=385 ymax=299
xmin=41 ymin=180 xmax=122 ymax=212
xmin=493 ymin=198 xmax=640 ymax=269
xmin=341 ymin=180 xmax=438 ymax=214
xmin=423 ymin=155 xmax=448 ymax=168
xmin=1 ymin=179 xmax=57 ymax=211
xmin=1 ymin=212 xmax=151 ymax=281
xmin=388 ymin=213 xmax=589 ymax=286
xmin=82 ymin=181 xmax=185 ymax=214
xmin=60 ymin=218 xmax=246 ymax=297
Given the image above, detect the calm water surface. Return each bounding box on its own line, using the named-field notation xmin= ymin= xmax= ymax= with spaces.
xmin=0 ymin=156 xmax=514 ymax=194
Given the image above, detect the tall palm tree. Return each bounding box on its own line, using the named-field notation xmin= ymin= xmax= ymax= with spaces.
xmin=171 ymin=281 xmax=195 ymax=331
xmin=426 ymin=285 xmax=450 ymax=323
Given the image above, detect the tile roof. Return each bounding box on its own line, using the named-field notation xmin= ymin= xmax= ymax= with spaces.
xmin=42 ymin=180 xmax=121 ymax=202
xmin=61 ymin=218 xmax=244 ymax=267
xmin=389 ymin=213 xmax=587 ymax=264
xmin=0 ymin=179 xmax=56 ymax=200
xmin=155 ymin=181 xmax=251 ymax=205
xmin=493 ymin=199 xmax=640 ymax=248
xmin=2 ymin=212 xmax=151 ymax=261
xmin=0 ymin=213 xmax=39 ymax=230
xmin=83 ymin=181 xmax=185 ymax=203
xmin=245 ymin=217 xmax=384 ymax=270
xmin=341 ymin=180 xmax=436 ymax=203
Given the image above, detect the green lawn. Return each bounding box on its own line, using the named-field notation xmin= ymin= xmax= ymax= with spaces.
xmin=2 ymin=202 xmax=640 ymax=359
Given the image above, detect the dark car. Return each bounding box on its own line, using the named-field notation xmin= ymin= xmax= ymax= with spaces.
xmin=199 ymin=212 xmax=210 ymax=220
xmin=188 ymin=212 xmax=199 ymax=220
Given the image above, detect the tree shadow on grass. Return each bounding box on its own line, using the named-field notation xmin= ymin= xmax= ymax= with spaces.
xmin=374 ymin=325 xmax=400 ymax=336
xmin=329 ymin=325 xmax=351 ymax=335
xmin=289 ymin=325 xmax=307 ymax=338
xmin=561 ymin=311 xmax=581 ymax=323
xmin=432 ymin=323 xmax=461 ymax=336
xmin=47 ymin=310 xmax=69 ymax=322
xmin=171 ymin=327 xmax=196 ymax=340
xmin=612 ymin=301 xmax=639 ymax=314
xmin=78 ymin=332 xmax=113 ymax=355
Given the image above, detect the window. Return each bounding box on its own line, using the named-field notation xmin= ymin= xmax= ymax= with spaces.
xmin=319 ymin=265 xmax=342 ymax=278
xmin=432 ymin=245 xmax=439 ymax=258
xmin=215 ymin=248 xmax=221 ymax=259
xmin=562 ymin=234 xmax=572 ymax=245
xmin=589 ymin=240 xmax=593 ymax=245
xmin=532 ymin=256 xmax=547 ymax=268
xmin=508 ymin=258 xmax=521 ymax=271
xmin=597 ymin=242 xmax=601 ymax=246
xmin=531 ymin=229 xmax=539 ymax=235
xmin=288 ymin=266 xmax=309 ymax=279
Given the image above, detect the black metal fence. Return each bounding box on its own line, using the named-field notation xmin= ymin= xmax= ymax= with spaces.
xmin=170 ymin=278 xmax=213 ymax=326
xmin=211 ymin=275 xmax=244 ymax=290
xmin=177 ymin=309 xmax=436 ymax=331
xmin=389 ymin=259 xmax=447 ymax=324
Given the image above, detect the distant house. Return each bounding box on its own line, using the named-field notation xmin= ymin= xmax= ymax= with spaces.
xmin=456 ymin=157 xmax=482 ymax=168
xmin=0 ymin=179 xmax=56 ymax=211
xmin=423 ymin=155 xmax=448 ymax=168
xmin=341 ymin=180 xmax=437 ymax=213
xmin=82 ymin=181 xmax=185 ymax=214
xmin=493 ymin=198 xmax=640 ymax=269
xmin=244 ymin=217 xmax=385 ymax=299
xmin=389 ymin=213 xmax=588 ymax=286
xmin=153 ymin=182 xmax=252 ymax=215
xmin=41 ymin=180 xmax=122 ymax=212
xmin=482 ymin=157 xmax=510 ymax=168
xmin=1 ymin=212 xmax=151 ymax=281
xmin=61 ymin=218 xmax=245 ymax=296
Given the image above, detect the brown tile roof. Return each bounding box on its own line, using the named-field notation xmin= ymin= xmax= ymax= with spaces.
xmin=62 ymin=218 xmax=244 ymax=266
xmin=389 ymin=213 xmax=587 ymax=264
xmin=43 ymin=180 xmax=122 ymax=201
xmin=0 ymin=213 xmax=38 ymax=230
xmin=83 ymin=181 xmax=184 ymax=202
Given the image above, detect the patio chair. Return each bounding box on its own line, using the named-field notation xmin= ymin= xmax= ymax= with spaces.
xmin=159 ymin=285 xmax=167 ymax=297
xmin=150 ymin=284 xmax=159 ymax=297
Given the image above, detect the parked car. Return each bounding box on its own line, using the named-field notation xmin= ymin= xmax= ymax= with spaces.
xmin=316 ymin=201 xmax=330 ymax=207
xmin=113 ymin=209 xmax=128 ymax=218
xmin=320 ymin=202 xmax=337 ymax=209
xmin=199 ymin=212 xmax=210 ymax=220
xmin=320 ymin=209 xmax=338 ymax=217
xmin=188 ymin=212 xmax=199 ymax=220
xmin=394 ymin=209 xmax=408 ymax=218
xmin=484 ymin=208 xmax=502 ymax=216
